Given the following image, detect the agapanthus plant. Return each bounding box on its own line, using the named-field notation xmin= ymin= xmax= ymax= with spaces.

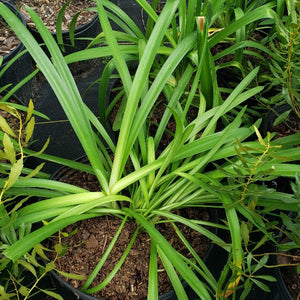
xmin=0 ymin=1 xmax=299 ymax=299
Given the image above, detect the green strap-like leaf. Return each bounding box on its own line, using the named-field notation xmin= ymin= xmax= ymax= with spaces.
xmin=148 ymin=241 xmax=158 ymax=300
xmin=158 ymin=247 xmax=188 ymax=300
xmin=109 ymin=0 xmax=181 ymax=187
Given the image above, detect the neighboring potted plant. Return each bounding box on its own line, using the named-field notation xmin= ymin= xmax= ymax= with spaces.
xmin=0 ymin=101 xmax=58 ymax=299
xmin=258 ymin=176 xmax=300 ymax=300
xmin=0 ymin=0 xmax=299 ymax=299
xmin=255 ymin=0 xmax=300 ymax=133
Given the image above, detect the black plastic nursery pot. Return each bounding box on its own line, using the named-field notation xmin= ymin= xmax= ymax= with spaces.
xmin=49 ymin=270 xmax=198 ymax=300
xmin=272 ymin=263 xmax=294 ymax=300
xmin=271 ymin=215 xmax=299 ymax=300
xmin=28 ymin=12 xmax=101 ymax=56
xmin=241 ymin=264 xmax=294 ymax=300
xmin=20 ymin=0 xmax=127 ymax=56
xmin=40 ymin=163 xmax=223 ymax=299
xmin=250 ymin=240 xmax=297 ymax=300
xmin=241 ymin=253 xmax=296 ymax=300
xmin=29 ymin=10 xmax=103 ymax=75
xmin=0 ymin=0 xmax=34 ymax=104
xmin=115 ymin=0 xmax=148 ymax=32
xmin=12 ymin=0 xmax=107 ymax=52
xmin=25 ymin=61 xmax=115 ymax=174
xmin=260 ymin=103 xmax=300 ymax=143
xmin=260 ymin=104 xmax=292 ymax=137
xmin=45 ymin=208 xmax=225 ymax=300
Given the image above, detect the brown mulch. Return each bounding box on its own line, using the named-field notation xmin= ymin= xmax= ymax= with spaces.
xmin=0 ymin=17 xmax=20 ymax=57
xmin=50 ymin=208 xmax=211 ymax=300
xmin=16 ymin=0 xmax=97 ymax=32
